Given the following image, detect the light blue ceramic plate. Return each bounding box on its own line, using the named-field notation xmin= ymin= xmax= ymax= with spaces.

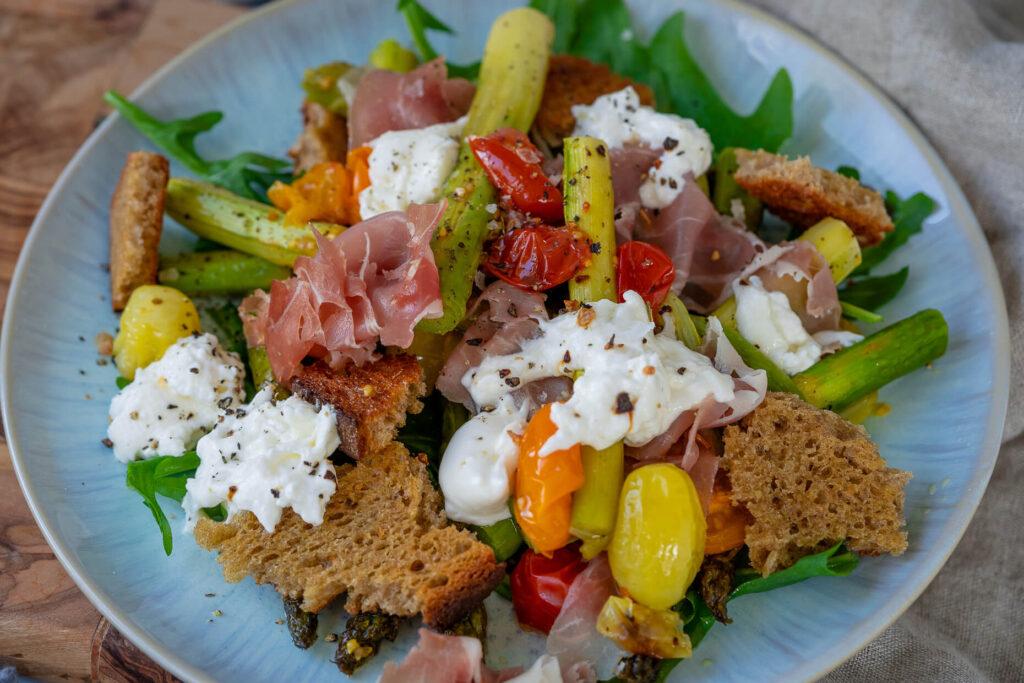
xmin=1 ymin=0 xmax=1009 ymax=681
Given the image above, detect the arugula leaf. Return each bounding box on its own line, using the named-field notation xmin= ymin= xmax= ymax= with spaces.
xmin=648 ymin=13 xmax=793 ymax=152
xmin=397 ymin=0 xmax=480 ymax=79
xmin=840 ymin=300 xmax=884 ymax=324
xmin=126 ymin=451 xmax=200 ymax=555
xmin=535 ymin=0 xmax=793 ymax=152
xmin=115 ymin=376 xmax=131 ymax=390
xmin=836 ymin=165 xmax=860 ymax=180
xmin=528 ymin=0 xmax=580 ymax=54
xmin=839 ymin=267 xmax=910 ymax=312
xmin=103 ymin=91 xmax=292 ymax=202
xmin=730 ymin=542 xmax=858 ymax=600
xmin=201 ymin=300 xmax=257 ymax=400
xmin=673 ymin=587 xmax=716 ymax=648
xmin=854 ymin=191 xmax=935 ymax=276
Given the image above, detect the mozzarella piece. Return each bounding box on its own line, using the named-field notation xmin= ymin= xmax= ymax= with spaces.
xmin=571 ymin=86 xmax=712 ymax=209
xmin=358 ymin=116 xmax=467 ymax=218
xmin=182 ymin=387 xmax=341 ymax=533
xmin=439 ymin=394 xmax=528 ymax=526
xmin=733 ymin=275 xmax=823 ymax=375
xmin=107 ymin=333 xmax=245 ymax=463
xmin=504 ymin=655 xmax=563 ymax=683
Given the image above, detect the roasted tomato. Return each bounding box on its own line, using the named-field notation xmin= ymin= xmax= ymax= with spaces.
xmin=468 ymin=127 xmax=564 ymax=223
xmin=616 ymin=241 xmax=675 ymax=308
xmin=510 ymin=545 xmax=587 ymax=634
xmin=485 ymin=225 xmax=591 ymax=291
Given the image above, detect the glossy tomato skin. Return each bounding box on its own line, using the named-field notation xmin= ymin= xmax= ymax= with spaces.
xmin=485 ymin=225 xmax=591 ymax=291
xmin=616 ymin=241 xmax=676 ymax=308
xmin=468 ymin=127 xmax=564 ymax=223
xmin=510 ymin=545 xmax=587 ymax=634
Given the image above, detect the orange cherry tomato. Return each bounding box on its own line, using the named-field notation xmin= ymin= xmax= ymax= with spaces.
xmin=514 ymin=403 xmax=584 ymax=556
xmin=268 ymin=162 xmax=358 ymax=226
xmin=703 ymin=486 xmax=750 ymax=556
xmin=346 ymin=146 xmax=373 ymax=203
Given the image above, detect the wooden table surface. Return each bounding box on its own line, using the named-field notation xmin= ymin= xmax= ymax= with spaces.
xmin=0 ymin=2 xmax=250 ymax=680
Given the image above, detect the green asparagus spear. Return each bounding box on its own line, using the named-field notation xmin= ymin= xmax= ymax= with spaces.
xmin=247 ymin=346 xmax=289 ymax=399
xmin=369 ymin=39 xmax=419 ymax=72
xmin=157 ymin=250 xmax=291 ymax=295
xmin=712 ymin=148 xmax=762 ymax=229
xmin=165 ymin=178 xmax=343 ymax=266
xmin=417 ymin=8 xmax=554 ymax=334
xmin=717 ymin=323 xmax=805 ymax=398
xmin=301 ymin=61 xmax=355 ymax=115
xmin=470 ymin=518 xmax=524 ymax=562
xmin=793 ymin=309 xmax=948 ymax=412
xmin=564 ymin=136 xmax=617 ymax=302
xmin=662 ymin=293 xmax=702 ymax=351
xmin=563 ymin=135 xmax=624 ymax=559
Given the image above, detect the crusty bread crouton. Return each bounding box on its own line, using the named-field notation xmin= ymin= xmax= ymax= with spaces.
xmin=287 ymin=355 xmax=426 ymax=460
xmin=109 ymin=151 xmax=169 ymax=310
xmin=722 ymin=392 xmax=911 ymax=575
xmin=733 ymin=149 xmax=894 ymax=246
xmin=194 ymin=442 xmax=504 ymax=628
xmin=534 ymin=55 xmax=655 ymax=146
xmin=288 ymin=100 xmax=348 ymax=173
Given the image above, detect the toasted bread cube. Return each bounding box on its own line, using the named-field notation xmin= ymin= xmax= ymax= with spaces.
xmin=109 ymin=151 xmax=169 ymax=310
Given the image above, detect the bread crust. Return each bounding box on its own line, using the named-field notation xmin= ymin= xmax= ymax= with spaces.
xmin=194 ymin=442 xmax=504 ymax=628
xmin=535 ymin=55 xmax=655 ymax=145
xmin=722 ymin=392 xmax=911 ymax=575
xmin=733 ymin=149 xmax=894 ymax=246
xmin=288 ymin=354 xmax=426 ymax=460
xmin=288 ymin=100 xmax=348 ymax=173
xmin=109 ymin=151 xmax=169 ymax=310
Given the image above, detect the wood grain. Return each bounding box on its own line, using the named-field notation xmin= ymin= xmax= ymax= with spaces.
xmin=0 ymin=1 xmax=244 ymax=680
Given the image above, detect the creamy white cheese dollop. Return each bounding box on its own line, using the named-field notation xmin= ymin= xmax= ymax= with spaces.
xmin=571 ymin=86 xmax=712 ymax=209
xmin=505 ymin=655 xmax=563 ymax=683
xmin=182 ymin=387 xmax=341 ymax=533
xmin=358 ymin=116 xmax=467 ymax=218
xmin=439 ymin=394 xmax=528 ymax=526
xmin=107 ymin=333 xmax=245 ymax=463
xmin=441 ymin=292 xmax=738 ymax=523
xmin=734 ymin=276 xmax=863 ymax=375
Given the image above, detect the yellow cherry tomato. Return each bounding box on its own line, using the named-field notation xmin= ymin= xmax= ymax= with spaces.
xmin=609 ymin=464 xmax=706 ymax=610
xmin=113 ymin=285 xmax=200 ymax=380
xmin=514 ymin=403 xmax=584 ymax=556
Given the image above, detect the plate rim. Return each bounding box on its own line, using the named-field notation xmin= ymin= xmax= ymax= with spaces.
xmin=0 ymin=0 xmax=1010 ymax=681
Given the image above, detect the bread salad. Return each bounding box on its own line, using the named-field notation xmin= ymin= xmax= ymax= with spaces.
xmin=99 ymin=1 xmax=947 ymax=680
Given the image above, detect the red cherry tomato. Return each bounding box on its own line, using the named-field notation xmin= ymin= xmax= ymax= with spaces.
xmin=511 ymin=545 xmax=587 ymax=634
xmin=468 ymin=127 xmax=564 ymax=223
xmin=616 ymin=241 xmax=676 ymax=308
xmin=485 ymin=225 xmax=591 ymax=291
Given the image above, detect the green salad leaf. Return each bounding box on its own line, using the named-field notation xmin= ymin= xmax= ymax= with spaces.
xmin=397 ymin=0 xmax=480 ymax=79
xmin=531 ymin=0 xmax=794 ymax=152
xmin=854 ymin=191 xmax=936 ymax=276
xmin=126 ymin=451 xmax=225 ymax=555
xmin=839 ymin=267 xmax=910 ymax=312
xmin=104 ymin=91 xmax=292 ymax=203
xmin=730 ymin=542 xmax=858 ymax=600
xmin=115 ymin=376 xmax=131 ymax=390
xmin=199 ymin=300 xmax=257 ymax=400
xmin=836 ymin=165 xmax=861 ymax=180
xmin=840 ymin=300 xmax=885 ymax=324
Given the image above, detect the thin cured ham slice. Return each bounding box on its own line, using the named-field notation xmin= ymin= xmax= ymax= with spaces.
xmin=739 ymin=240 xmax=842 ymax=333
xmin=348 ymin=58 xmax=475 ymax=148
xmin=379 ymin=628 xmax=547 ymax=683
xmin=546 ymin=553 xmax=621 ymax=683
xmin=239 ymin=204 xmax=444 ymax=383
xmin=436 ymin=282 xmax=549 ymax=408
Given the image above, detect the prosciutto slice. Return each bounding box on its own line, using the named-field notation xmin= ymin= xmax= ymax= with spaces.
xmin=738 ymin=240 xmax=841 ymax=333
xmin=240 ymin=204 xmax=444 ymax=383
xmin=348 ymin=58 xmax=475 ymax=148
xmin=436 ymin=282 xmax=549 ymax=408
xmin=546 ymin=554 xmax=621 ymax=683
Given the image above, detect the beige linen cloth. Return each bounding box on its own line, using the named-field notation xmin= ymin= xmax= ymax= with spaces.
xmin=745 ymin=1 xmax=1023 ymax=680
